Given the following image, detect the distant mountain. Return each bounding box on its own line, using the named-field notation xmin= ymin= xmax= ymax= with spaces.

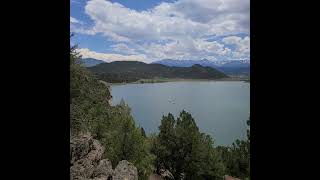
xmin=152 ymin=59 xmax=213 ymax=67
xmin=81 ymin=58 xmax=106 ymax=67
xmin=87 ymin=61 xmax=228 ymax=83
xmin=152 ymin=59 xmax=250 ymax=75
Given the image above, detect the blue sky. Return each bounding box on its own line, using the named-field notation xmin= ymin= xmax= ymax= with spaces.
xmin=71 ymin=0 xmax=250 ymax=63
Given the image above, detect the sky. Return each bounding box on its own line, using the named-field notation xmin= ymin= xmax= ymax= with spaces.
xmin=70 ymin=0 xmax=250 ymax=63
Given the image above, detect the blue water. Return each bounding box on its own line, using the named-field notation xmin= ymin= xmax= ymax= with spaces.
xmin=111 ymin=81 xmax=250 ymax=146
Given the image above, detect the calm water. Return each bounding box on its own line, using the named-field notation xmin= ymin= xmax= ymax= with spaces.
xmin=111 ymin=81 xmax=250 ymax=146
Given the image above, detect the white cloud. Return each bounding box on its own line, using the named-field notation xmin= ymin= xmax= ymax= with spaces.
xmin=222 ymin=36 xmax=250 ymax=59
xmin=74 ymin=0 xmax=250 ymax=61
xmin=110 ymin=43 xmax=138 ymax=55
xmin=223 ymin=36 xmax=242 ymax=44
xmin=84 ymin=0 xmax=210 ymax=42
xmin=195 ymin=39 xmax=231 ymax=55
xmin=70 ymin=17 xmax=81 ymax=24
xmin=84 ymin=0 xmax=249 ymax=42
xmin=77 ymin=48 xmax=147 ymax=62
xmin=136 ymin=38 xmax=231 ymax=61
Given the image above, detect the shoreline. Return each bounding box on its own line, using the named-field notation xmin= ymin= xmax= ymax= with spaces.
xmin=103 ymin=77 xmax=249 ymax=86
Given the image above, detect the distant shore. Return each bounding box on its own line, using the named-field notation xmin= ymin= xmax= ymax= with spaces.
xmin=101 ymin=77 xmax=249 ymax=86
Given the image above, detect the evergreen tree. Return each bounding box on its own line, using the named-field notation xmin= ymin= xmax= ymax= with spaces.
xmin=218 ymin=116 xmax=250 ymax=179
xmin=153 ymin=111 xmax=227 ymax=179
xmin=141 ymin=127 xmax=146 ymax=138
xmin=70 ymin=40 xmax=153 ymax=179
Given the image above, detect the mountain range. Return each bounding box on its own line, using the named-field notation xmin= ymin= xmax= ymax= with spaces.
xmin=152 ymin=59 xmax=250 ymax=75
xmin=81 ymin=58 xmax=249 ymax=75
xmin=81 ymin=58 xmax=106 ymax=67
xmin=87 ymin=61 xmax=228 ymax=83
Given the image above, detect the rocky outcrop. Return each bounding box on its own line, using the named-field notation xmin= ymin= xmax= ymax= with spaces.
xmin=93 ymin=159 xmax=113 ymax=179
xmin=113 ymin=160 xmax=138 ymax=180
xmin=160 ymin=170 xmax=174 ymax=180
xmin=224 ymin=175 xmax=241 ymax=180
xmin=70 ymin=133 xmax=138 ymax=180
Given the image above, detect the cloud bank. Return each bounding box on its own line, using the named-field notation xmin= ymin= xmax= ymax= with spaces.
xmin=71 ymin=0 xmax=250 ymax=62
xmin=77 ymin=48 xmax=147 ymax=62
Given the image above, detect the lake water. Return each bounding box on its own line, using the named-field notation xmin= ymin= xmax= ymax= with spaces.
xmin=111 ymin=81 xmax=250 ymax=146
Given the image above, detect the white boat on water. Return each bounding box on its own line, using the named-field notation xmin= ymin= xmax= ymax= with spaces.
xmin=168 ymin=98 xmax=176 ymax=104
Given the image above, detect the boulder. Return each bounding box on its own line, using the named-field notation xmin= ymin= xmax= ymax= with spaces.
xmin=71 ymin=133 xmax=138 ymax=180
xmin=93 ymin=159 xmax=113 ymax=178
xmin=70 ymin=158 xmax=96 ymax=179
xmin=113 ymin=160 xmax=138 ymax=180
xmin=70 ymin=133 xmax=111 ymax=180
xmin=70 ymin=133 xmax=93 ymax=164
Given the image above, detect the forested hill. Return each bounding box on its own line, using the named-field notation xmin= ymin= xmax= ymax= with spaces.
xmin=87 ymin=61 xmax=228 ymax=83
xmin=80 ymin=58 xmax=106 ymax=67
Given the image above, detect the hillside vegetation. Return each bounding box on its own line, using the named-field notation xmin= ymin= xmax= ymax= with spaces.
xmin=81 ymin=58 xmax=106 ymax=67
xmin=87 ymin=61 xmax=228 ymax=83
xmin=71 ymin=44 xmax=250 ymax=180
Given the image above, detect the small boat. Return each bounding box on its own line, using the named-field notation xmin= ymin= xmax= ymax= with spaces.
xmin=168 ymin=98 xmax=176 ymax=104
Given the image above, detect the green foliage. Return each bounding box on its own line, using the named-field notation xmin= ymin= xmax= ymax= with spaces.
xmin=152 ymin=111 xmax=226 ymax=180
xmin=70 ymin=43 xmax=112 ymax=135
xmin=88 ymin=61 xmax=228 ymax=83
xmin=98 ymin=102 xmax=155 ymax=180
xmin=217 ymin=117 xmax=250 ymax=179
xmin=141 ymin=127 xmax=146 ymax=138
xmin=152 ymin=111 xmax=250 ymax=179
xmin=70 ymin=44 xmax=153 ymax=179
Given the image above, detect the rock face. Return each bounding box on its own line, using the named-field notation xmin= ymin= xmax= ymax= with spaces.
xmin=93 ymin=159 xmax=113 ymax=179
xmin=224 ymin=175 xmax=241 ymax=180
xmin=158 ymin=169 xmax=174 ymax=180
xmin=113 ymin=160 xmax=138 ymax=180
xmin=70 ymin=133 xmax=138 ymax=180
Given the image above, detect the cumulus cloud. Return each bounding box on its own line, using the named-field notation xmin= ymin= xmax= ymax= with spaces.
xmin=77 ymin=48 xmax=147 ymax=62
xmin=222 ymin=36 xmax=250 ymax=59
xmin=84 ymin=0 xmax=210 ymax=42
xmin=70 ymin=17 xmax=81 ymax=24
xmin=110 ymin=43 xmax=138 ymax=55
xmin=73 ymin=0 xmax=250 ymax=61
xmin=83 ymin=0 xmax=249 ymax=41
xmin=138 ymin=38 xmax=232 ymax=61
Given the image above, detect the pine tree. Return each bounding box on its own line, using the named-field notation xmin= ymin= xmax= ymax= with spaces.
xmin=141 ymin=127 xmax=146 ymax=138
xmin=154 ymin=110 xmax=226 ymax=179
